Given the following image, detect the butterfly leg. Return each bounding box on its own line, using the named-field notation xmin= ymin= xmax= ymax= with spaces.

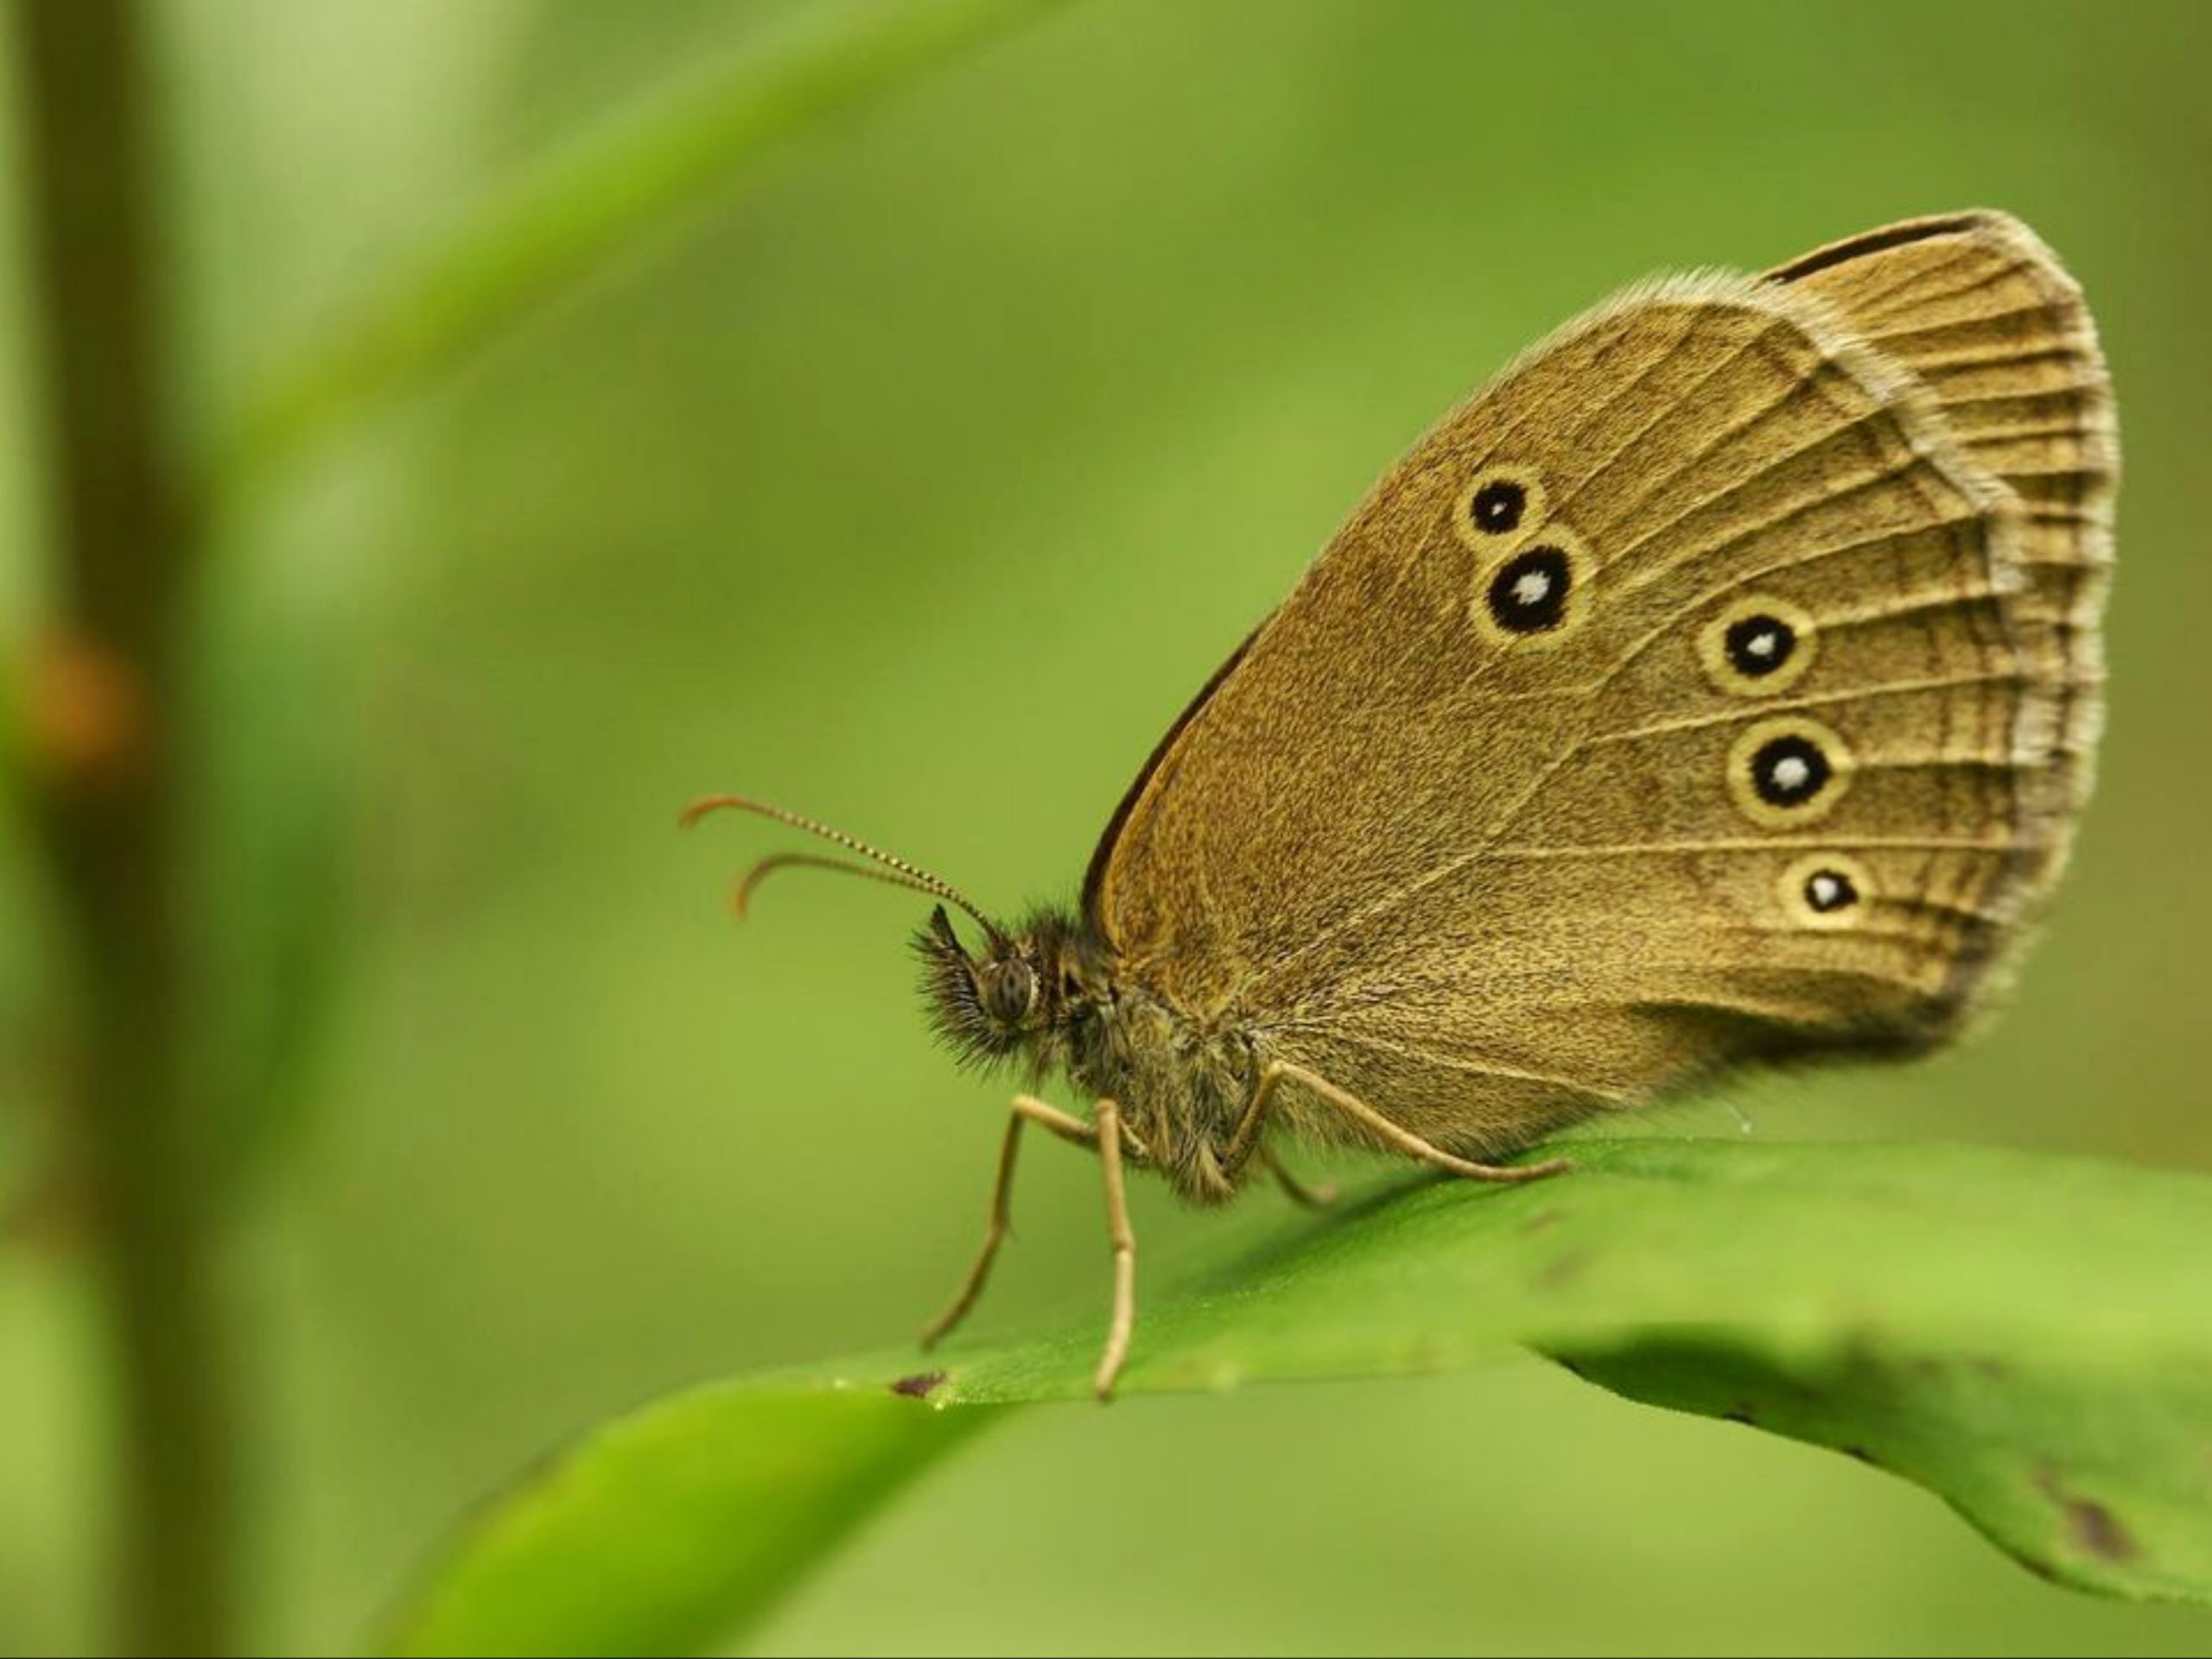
xmin=1260 ymin=1147 xmax=1338 ymax=1208
xmin=920 ymin=1094 xmax=1098 ymax=1352
xmin=1227 ymin=1060 xmax=1571 ymax=1185
xmin=1092 ymin=1096 xmax=1138 ymax=1402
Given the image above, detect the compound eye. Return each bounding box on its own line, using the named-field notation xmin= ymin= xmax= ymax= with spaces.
xmin=981 ymin=959 xmax=1038 ymax=1023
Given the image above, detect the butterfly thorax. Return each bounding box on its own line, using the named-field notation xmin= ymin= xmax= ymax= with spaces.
xmin=914 ymin=904 xmax=1255 ymax=1204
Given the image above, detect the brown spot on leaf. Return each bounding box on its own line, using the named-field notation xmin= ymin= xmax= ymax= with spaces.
xmin=1521 ymin=1209 xmax=1565 ymax=1236
xmin=2035 ymin=1465 xmax=2138 ymax=1561
xmin=891 ymin=1370 xmax=948 ymax=1400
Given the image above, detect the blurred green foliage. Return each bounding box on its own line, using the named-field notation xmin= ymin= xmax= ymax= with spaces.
xmin=3 ymin=0 xmax=2212 ymax=1653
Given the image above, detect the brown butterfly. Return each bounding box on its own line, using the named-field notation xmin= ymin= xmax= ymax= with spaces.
xmin=690 ymin=211 xmax=2115 ymax=1399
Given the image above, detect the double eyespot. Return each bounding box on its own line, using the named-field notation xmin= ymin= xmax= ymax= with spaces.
xmin=1777 ymin=852 xmax=1873 ymax=930
xmin=1699 ymin=594 xmax=1818 ymax=696
xmin=1455 ymin=466 xmax=1587 ymax=645
xmin=1727 ymin=716 xmax=1853 ymax=827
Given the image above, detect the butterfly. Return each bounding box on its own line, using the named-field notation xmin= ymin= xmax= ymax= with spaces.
xmin=690 ymin=211 xmax=2115 ymax=1399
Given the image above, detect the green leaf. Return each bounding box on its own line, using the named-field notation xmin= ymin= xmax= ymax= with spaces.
xmin=387 ymin=1140 xmax=2212 ymax=1655
xmin=210 ymin=0 xmax=1065 ymax=502
xmin=390 ymin=1389 xmax=997 ymax=1659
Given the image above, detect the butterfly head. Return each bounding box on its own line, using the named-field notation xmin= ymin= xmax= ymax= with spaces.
xmin=915 ymin=906 xmax=1112 ymax=1074
xmin=683 ymin=792 xmax=1103 ymax=1075
xmin=913 ymin=905 xmax=1044 ymax=1065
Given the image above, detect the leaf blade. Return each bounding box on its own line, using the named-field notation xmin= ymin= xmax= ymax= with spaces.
xmin=387 ymin=1140 xmax=2212 ymax=1655
xmin=389 ymin=1386 xmax=999 ymax=1658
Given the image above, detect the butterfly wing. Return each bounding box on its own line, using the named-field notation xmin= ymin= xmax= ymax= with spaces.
xmin=1771 ymin=212 xmax=2115 ymax=861
xmin=1085 ymin=213 xmax=2113 ymax=1158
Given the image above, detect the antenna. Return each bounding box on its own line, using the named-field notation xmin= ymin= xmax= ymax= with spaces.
xmin=681 ymin=793 xmax=1003 ymax=944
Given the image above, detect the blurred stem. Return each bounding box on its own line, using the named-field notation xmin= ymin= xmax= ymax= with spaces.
xmin=14 ymin=2 xmax=235 ymax=1654
xmin=210 ymin=0 xmax=1062 ymax=507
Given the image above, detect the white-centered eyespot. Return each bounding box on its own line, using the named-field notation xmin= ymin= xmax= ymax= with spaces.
xmin=1470 ymin=524 xmax=1591 ymax=649
xmin=1777 ymin=852 xmax=1875 ymax=930
xmin=1452 ymin=465 xmax=1548 ymax=554
xmin=1697 ymin=594 xmax=1820 ymax=696
xmin=1727 ymin=715 xmax=1855 ymax=827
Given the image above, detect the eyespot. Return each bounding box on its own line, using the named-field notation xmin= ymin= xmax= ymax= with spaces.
xmin=1804 ymin=868 xmax=1855 ymax=910
xmin=1452 ymin=467 xmax=1548 ymax=552
xmin=1471 ymin=480 xmax=1527 ymax=535
xmin=1753 ymin=734 xmax=1829 ymax=804
xmin=1698 ymin=594 xmax=1818 ymax=696
xmin=1487 ymin=545 xmax=1571 ymax=632
xmin=1471 ymin=525 xmax=1589 ymax=648
xmin=1727 ymin=616 xmax=1796 ymax=676
xmin=1778 ymin=853 xmax=1873 ymax=930
xmin=1727 ymin=717 xmax=1853 ymax=826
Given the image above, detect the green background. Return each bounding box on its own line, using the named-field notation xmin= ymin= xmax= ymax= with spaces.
xmin=3 ymin=1 xmax=2210 ymax=1652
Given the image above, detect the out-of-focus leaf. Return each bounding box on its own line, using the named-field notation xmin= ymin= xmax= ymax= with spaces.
xmin=388 ymin=1140 xmax=2212 ymax=1656
xmin=194 ymin=610 xmax=353 ymax=1191
xmin=211 ymin=0 xmax=1065 ymax=501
